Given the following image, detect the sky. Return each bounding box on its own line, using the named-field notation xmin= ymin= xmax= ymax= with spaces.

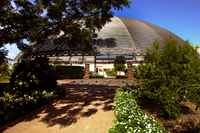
xmin=5 ymin=0 xmax=200 ymax=61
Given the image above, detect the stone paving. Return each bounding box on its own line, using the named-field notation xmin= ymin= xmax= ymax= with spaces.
xmin=2 ymin=79 xmax=135 ymax=133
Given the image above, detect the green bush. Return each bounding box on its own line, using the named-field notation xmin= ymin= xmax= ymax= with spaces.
xmin=0 ymin=75 xmax=10 ymax=82
xmin=91 ymin=74 xmax=104 ymax=78
xmin=134 ymin=39 xmax=200 ymax=119
xmin=116 ymin=75 xmax=127 ymax=79
xmin=10 ymin=60 xmax=57 ymax=96
xmin=0 ymin=83 xmax=10 ymax=96
xmin=114 ymin=56 xmax=126 ymax=71
xmin=0 ymin=87 xmax=65 ymax=126
xmin=55 ymin=65 xmax=84 ymax=79
xmin=105 ymin=68 xmax=117 ymax=76
xmin=109 ymin=85 xmax=167 ymax=133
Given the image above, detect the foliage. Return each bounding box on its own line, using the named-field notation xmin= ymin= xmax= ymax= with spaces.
xmin=116 ymin=75 xmax=127 ymax=79
xmin=0 ymin=0 xmax=131 ymax=59
xmin=0 ymin=86 xmax=65 ymax=127
xmin=0 ymin=75 xmax=10 ymax=83
xmin=90 ymin=74 xmax=104 ymax=78
xmin=133 ymin=39 xmax=200 ymax=119
xmin=0 ymin=83 xmax=10 ymax=97
xmin=0 ymin=62 xmax=9 ymax=75
xmin=109 ymin=85 xmax=168 ymax=133
xmin=10 ymin=60 xmax=57 ymax=96
xmin=114 ymin=56 xmax=126 ymax=71
xmin=55 ymin=65 xmax=84 ymax=79
xmin=0 ymin=49 xmax=8 ymax=65
xmin=105 ymin=68 xmax=117 ymax=76
xmin=0 ymin=49 xmax=10 ymax=76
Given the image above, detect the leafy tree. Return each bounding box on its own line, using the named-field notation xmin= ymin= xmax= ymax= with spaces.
xmin=114 ymin=56 xmax=126 ymax=71
xmin=134 ymin=39 xmax=200 ymax=119
xmin=0 ymin=0 xmax=131 ymax=58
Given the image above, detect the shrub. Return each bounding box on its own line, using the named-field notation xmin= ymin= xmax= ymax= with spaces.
xmin=114 ymin=56 xmax=126 ymax=71
xmin=134 ymin=39 xmax=200 ymax=119
xmin=116 ymin=75 xmax=127 ymax=79
xmin=105 ymin=68 xmax=117 ymax=76
xmin=0 ymin=87 xmax=65 ymax=126
xmin=109 ymin=85 xmax=167 ymax=133
xmin=91 ymin=74 xmax=104 ymax=78
xmin=55 ymin=65 xmax=84 ymax=79
xmin=0 ymin=75 xmax=10 ymax=82
xmin=10 ymin=60 xmax=57 ymax=96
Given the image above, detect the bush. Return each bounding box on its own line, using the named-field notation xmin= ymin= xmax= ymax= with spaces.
xmin=0 ymin=75 xmax=10 ymax=82
xmin=0 ymin=87 xmax=65 ymax=126
xmin=91 ymin=74 xmax=104 ymax=78
xmin=55 ymin=65 xmax=84 ymax=79
xmin=0 ymin=83 xmax=10 ymax=96
xmin=105 ymin=68 xmax=117 ymax=76
xmin=134 ymin=39 xmax=200 ymax=119
xmin=10 ymin=60 xmax=57 ymax=96
xmin=116 ymin=75 xmax=127 ymax=79
xmin=109 ymin=85 xmax=167 ymax=133
xmin=114 ymin=56 xmax=126 ymax=71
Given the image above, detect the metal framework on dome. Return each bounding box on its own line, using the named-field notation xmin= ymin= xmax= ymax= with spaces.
xmin=15 ymin=17 xmax=184 ymax=61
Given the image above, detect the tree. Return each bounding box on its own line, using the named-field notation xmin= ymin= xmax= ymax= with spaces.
xmin=134 ymin=39 xmax=200 ymax=119
xmin=0 ymin=49 xmax=9 ymax=75
xmin=114 ymin=56 xmax=126 ymax=72
xmin=0 ymin=0 xmax=131 ymax=59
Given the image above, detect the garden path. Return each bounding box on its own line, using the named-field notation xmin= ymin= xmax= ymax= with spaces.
xmin=3 ymin=79 xmax=135 ymax=133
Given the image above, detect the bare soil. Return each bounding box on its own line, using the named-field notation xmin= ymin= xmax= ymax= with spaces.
xmin=137 ymin=99 xmax=200 ymax=133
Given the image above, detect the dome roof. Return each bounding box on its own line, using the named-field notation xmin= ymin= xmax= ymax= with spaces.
xmin=94 ymin=17 xmax=184 ymax=55
xmin=16 ymin=17 xmax=184 ymax=60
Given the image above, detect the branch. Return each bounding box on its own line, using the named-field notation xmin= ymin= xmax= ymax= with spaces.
xmin=1 ymin=4 xmax=94 ymax=32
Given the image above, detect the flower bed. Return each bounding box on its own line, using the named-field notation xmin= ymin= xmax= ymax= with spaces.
xmin=109 ymin=85 xmax=168 ymax=133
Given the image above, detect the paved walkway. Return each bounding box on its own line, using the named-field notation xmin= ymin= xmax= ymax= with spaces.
xmin=3 ymin=79 xmax=135 ymax=133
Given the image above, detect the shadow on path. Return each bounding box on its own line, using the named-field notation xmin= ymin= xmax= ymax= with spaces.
xmin=23 ymin=83 xmax=118 ymax=128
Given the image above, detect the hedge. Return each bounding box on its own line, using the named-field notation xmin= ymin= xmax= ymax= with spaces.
xmin=55 ymin=66 xmax=84 ymax=79
xmin=116 ymin=75 xmax=127 ymax=79
xmin=0 ymin=86 xmax=65 ymax=127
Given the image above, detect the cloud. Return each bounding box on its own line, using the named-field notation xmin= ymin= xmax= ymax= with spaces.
xmin=7 ymin=53 xmax=14 ymax=56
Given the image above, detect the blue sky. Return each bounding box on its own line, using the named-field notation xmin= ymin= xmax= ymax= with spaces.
xmin=5 ymin=0 xmax=200 ymax=61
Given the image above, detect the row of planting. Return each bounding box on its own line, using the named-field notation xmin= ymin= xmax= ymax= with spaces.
xmin=109 ymin=85 xmax=168 ymax=133
xmin=0 ymin=88 xmax=65 ymax=126
xmin=0 ymin=59 xmax=65 ymax=127
xmin=55 ymin=65 xmax=84 ymax=79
